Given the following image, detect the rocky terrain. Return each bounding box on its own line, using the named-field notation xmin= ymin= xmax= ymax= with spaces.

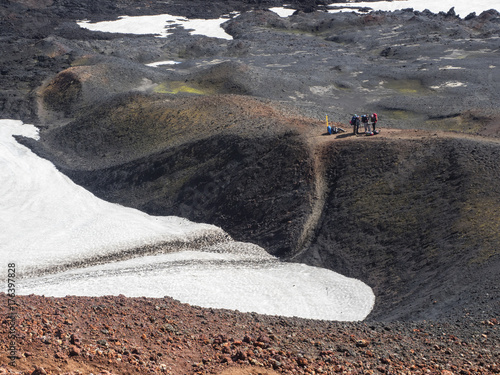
xmin=1 ymin=294 xmax=499 ymax=374
xmin=1 ymin=0 xmax=500 ymax=373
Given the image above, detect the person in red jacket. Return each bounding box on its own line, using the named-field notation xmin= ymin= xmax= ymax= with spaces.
xmin=370 ymin=113 xmax=378 ymax=134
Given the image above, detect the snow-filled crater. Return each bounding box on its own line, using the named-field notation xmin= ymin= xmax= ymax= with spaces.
xmin=1 ymin=119 xmax=375 ymax=321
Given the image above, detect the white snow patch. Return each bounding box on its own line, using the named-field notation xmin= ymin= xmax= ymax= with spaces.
xmin=327 ymin=0 xmax=499 ymax=17
xmin=439 ymin=65 xmax=465 ymax=70
xmin=78 ymin=13 xmax=235 ymax=40
xmin=20 ymin=251 xmax=375 ymax=321
xmin=430 ymin=81 xmax=467 ymax=90
xmin=145 ymin=60 xmax=181 ymax=67
xmin=1 ymin=119 xmax=375 ymax=321
xmin=269 ymin=7 xmax=296 ymax=18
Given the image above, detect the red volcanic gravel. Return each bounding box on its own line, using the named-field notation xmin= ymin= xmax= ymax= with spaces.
xmin=0 ymin=294 xmax=498 ymax=374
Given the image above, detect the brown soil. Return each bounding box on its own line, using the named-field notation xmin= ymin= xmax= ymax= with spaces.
xmin=1 ymin=294 xmax=498 ymax=375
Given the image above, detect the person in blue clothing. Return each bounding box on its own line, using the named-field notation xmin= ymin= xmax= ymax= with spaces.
xmin=350 ymin=114 xmax=360 ymax=134
xmin=327 ymin=124 xmax=345 ymax=134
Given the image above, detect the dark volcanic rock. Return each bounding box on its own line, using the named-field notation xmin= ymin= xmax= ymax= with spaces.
xmin=295 ymin=136 xmax=500 ymax=321
xmin=3 ymin=1 xmax=500 ymax=130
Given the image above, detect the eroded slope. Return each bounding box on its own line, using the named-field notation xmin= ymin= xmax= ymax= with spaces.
xmin=297 ymin=136 xmax=500 ymax=320
xmin=27 ymin=94 xmax=317 ymax=257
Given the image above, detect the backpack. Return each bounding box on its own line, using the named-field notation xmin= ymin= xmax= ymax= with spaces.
xmin=371 ymin=113 xmax=378 ymax=122
xmin=350 ymin=116 xmax=357 ymax=125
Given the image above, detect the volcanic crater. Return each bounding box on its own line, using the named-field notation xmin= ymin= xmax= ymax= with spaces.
xmin=1 ymin=0 xmax=499 ymax=374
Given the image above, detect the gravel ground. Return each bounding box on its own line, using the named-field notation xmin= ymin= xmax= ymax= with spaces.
xmin=1 ymin=294 xmax=499 ymax=374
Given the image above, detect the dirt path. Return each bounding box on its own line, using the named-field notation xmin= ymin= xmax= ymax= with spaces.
xmin=292 ymin=139 xmax=329 ymax=259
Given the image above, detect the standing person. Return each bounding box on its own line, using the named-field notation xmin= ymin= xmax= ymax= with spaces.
xmin=350 ymin=114 xmax=360 ymax=135
xmin=361 ymin=114 xmax=371 ymax=134
xmin=370 ymin=113 xmax=378 ymax=134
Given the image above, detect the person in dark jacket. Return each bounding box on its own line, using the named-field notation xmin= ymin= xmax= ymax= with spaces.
xmin=350 ymin=114 xmax=360 ymax=134
xmin=370 ymin=113 xmax=378 ymax=133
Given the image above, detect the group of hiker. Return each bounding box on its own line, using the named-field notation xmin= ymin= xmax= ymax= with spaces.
xmin=326 ymin=113 xmax=379 ymax=136
xmin=350 ymin=113 xmax=378 ymax=135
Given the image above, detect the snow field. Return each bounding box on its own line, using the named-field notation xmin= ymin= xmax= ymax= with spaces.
xmin=20 ymin=250 xmax=375 ymax=321
xmin=0 ymin=120 xmax=228 ymax=277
